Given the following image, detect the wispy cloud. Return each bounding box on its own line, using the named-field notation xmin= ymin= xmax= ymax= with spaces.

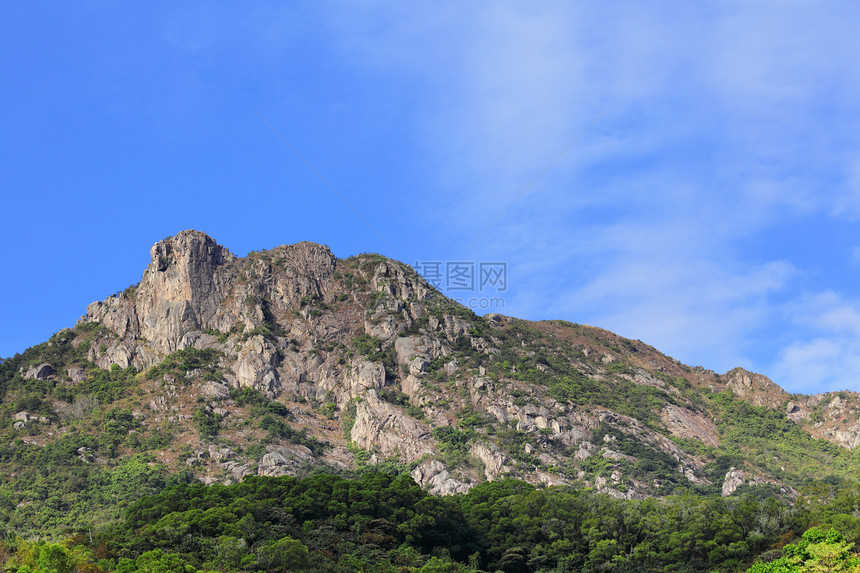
xmin=510 ymin=216 xmax=798 ymax=371
xmin=19 ymin=2 xmax=854 ymax=393
xmin=319 ymin=2 xmax=860 ymax=392
xmin=770 ymin=291 xmax=860 ymax=392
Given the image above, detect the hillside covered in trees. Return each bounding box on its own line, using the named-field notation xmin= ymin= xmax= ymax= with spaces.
xmin=5 ymin=231 xmax=860 ymax=571
xmin=4 ymin=471 xmax=860 ymax=571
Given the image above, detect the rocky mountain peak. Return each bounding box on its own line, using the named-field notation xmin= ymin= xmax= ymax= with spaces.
xmin=146 ymin=229 xmax=233 ymax=281
xmin=17 ymin=231 xmax=860 ymax=501
xmin=723 ymin=367 xmax=789 ymax=408
xmin=137 ymin=231 xmax=237 ymax=352
xmin=82 ymin=231 xmax=341 ymax=366
xmin=10 ymin=236 xmax=860 ymax=573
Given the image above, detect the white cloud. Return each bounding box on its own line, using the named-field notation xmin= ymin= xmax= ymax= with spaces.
xmin=767 ymin=292 xmax=860 ymax=393
xmin=772 ymin=338 xmax=860 ymax=394
xmin=320 ymin=2 xmax=860 ymax=392
xmin=830 ymin=161 xmax=860 ymax=220
xmin=549 ymin=248 xmax=795 ymax=372
xmin=773 ymin=338 xmax=845 ymax=390
xmin=9 ymin=1 xmax=860 ymax=393
xmin=787 ymin=292 xmax=860 ymax=335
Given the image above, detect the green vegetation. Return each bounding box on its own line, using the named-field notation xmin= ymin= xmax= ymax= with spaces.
xmin=590 ymin=423 xmax=694 ymax=494
xmin=0 ymin=324 xmax=106 ymax=402
xmin=380 ymin=388 xmax=425 ymax=419
xmin=706 ymin=391 xmax=850 ymax=486
xmin=350 ymin=334 xmax=391 ymax=363
xmin=258 ymin=414 xmax=328 ymax=456
xmin=193 ymin=407 xmax=221 ymax=438
xmin=432 ymin=426 xmax=475 ymax=467
xmin=747 ymin=526 xmax=860 ymax=572
xmin=8 ymin=261 xmax=860 ymax=572
xmin=57 ymin=365 xmax=138 ymax=405
xmin=0 ymin=447 xmax=181 ymax=534
xmin=350 ymin=333 xmax=397 ymax=382
xmin=230 ymin=387 xmax=291 ymax=418
xmin=471 ymin=321 xmax=670 ymax=425
xmin=145 ymin=348 xmax=222 ymax=385
xmin=3 ymin=472 xmax=860 ymax=571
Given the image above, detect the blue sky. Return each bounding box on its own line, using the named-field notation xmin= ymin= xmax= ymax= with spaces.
xmin=3 ymin=2 xmax=860 ymax=395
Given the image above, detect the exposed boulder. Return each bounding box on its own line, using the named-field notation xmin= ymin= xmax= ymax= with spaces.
xmin=95 ymin=342 xmax=134 ymax=370
xmin=201 ymin=381 xmax=231 ymax=400
xmin=222 ymin=460 xmax=254 ymax=481
xmin=394 ymin=336 xmax=443 ymax=366
xmin=13 ymin=411 xmax=49 ymax=426
xmin=257 ymin=444 xmax=315 ymax=477
xmin=350 ymin=390 xmax=435 ymax=461
xmin=470 ymin=442 xmax=510 ymax=481
xmin=77 ymin=447 xmax=95 ymax=464
xmin=344 ymin=361 xmax=386 ymax=398
xmin=724 ymin=368 xmax=788 ymax=408
xmin=67 ymin=367 xmax=87 ymax=383
xmin=721 ymin=467 xmax=774 ymax=496
xmin=85 ymin=295 xmax=138 ymax=339
xmin=233 ymin=335 xmax=280 ymax=393
xmin=25 ymin=363 xmax=55 ymax=380
xmin=208 ymin=445 xmax=234 ymax=461
xmin=371 ymin=261 xmax=432 ymax=303
xmin=410 ymin=460 xmax=470 ymax=495
xmin=661 ymin=404 xmax=719 ymax=447
xmin=722 ymin=468 xmax=747 ymax=496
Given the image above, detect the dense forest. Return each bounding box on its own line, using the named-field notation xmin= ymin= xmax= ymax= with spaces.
xmin=3 ymin=470 xmax=860 ymax=572
xmin=6 ymin=234 xmax=860 ymax=572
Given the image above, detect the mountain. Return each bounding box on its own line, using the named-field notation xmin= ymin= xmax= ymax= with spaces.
xmin=3 ymin=229 xmax=860 ymax=534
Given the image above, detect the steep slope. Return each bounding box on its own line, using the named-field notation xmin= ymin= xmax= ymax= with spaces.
xmin=3 ymin=230 xmax=860 ymax=533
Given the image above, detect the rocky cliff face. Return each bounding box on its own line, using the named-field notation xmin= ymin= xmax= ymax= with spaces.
xmin=86 ymin=231 xmax=338 ymax=368
xmin=10 ymin=230 xmax=860 ymax=499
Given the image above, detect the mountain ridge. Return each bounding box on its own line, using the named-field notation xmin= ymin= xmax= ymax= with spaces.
xmin=3 ymin=229 xmax=860 ymax=532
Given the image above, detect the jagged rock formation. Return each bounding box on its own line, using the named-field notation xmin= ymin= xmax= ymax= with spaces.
xmin=85 ymin=231 xmax=338 ymax=373
xmin=724 ymin=367 xmax=789 ymax=408
xmin=8 ymin=229 xmax=860 ymax=499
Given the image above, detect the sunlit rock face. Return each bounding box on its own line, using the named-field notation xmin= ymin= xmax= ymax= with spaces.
xmin=65 ymin=230 xmax=860 ymax=494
